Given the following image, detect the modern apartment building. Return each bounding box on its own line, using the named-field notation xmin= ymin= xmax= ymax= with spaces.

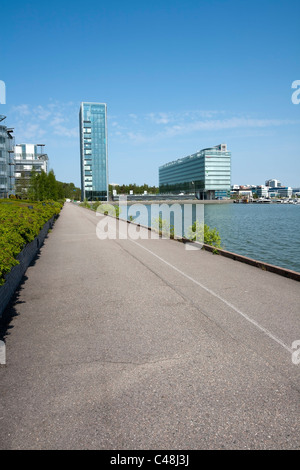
xmin=159 ymin=144 xmax=231 ymax=199
xmin=79 ymin=102 xmax=108 ymax=201
xmin=0 ymin=115 xmax=15 ymax=198
xmin=265 ymin=178 xmax=281 ymax=188
xmin=14 ymin=144 xmax=48 ymax=195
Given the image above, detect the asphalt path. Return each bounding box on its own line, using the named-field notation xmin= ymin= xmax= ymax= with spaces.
xmin=0 ymin=202 xmax=299 ymax=449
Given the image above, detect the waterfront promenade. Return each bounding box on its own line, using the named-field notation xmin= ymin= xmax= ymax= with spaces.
xmin=0 ymin=202 xmax=299 ymax=449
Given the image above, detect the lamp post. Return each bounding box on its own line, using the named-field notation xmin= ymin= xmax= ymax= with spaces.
xmin=191 ymin=181 xmax=195 ymax=198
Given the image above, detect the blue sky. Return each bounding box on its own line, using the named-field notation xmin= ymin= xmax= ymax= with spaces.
xmin=1 ymin=0 xmax=299 ymax=187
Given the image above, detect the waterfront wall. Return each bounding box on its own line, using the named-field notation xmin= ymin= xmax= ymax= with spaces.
xmin=0 ymin=216 xmax=56 ymax=318
xmin=110 ymin=197 xmax=233 ymax=205
xmin=198 ymin=243 xmax=300 ymax=282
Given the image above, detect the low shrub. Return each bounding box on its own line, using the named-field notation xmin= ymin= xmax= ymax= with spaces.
xmin=187 ymin=221 xmax=222 ymax=248
xmin=0 ymin=200 xmax=62 ymax=285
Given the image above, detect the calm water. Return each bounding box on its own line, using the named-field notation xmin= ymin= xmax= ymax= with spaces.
xmin=204 ymin=203 xmax=300 ymax=273
xmin=121 ymin=202 xmax=300 ymax=273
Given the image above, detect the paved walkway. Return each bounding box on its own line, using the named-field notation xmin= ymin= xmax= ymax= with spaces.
xmin=0 ymin=202 xmax=299 ymax=449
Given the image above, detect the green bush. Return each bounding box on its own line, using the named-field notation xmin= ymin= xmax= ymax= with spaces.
xmin=92 ymin=201 xmax=101 ymax=211
xmin=96 ymin=204 xmax=120 ymax=218
xmin=80 ymin=199 xmax=91 ymax=209
xmin=152 ymin=216 xmax=175 ymax=239
xmin=0 ymin=200 xmax=62 ymax=285
xmin=187 ymin=221 xmax=221 ymax=248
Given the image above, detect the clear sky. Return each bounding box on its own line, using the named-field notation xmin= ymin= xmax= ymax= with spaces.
xmin=1 ymin=0 xmax=299 ymax=187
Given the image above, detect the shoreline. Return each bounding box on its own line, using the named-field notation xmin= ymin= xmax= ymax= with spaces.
xmin=109 ymin=198 xmax=233 ymax=205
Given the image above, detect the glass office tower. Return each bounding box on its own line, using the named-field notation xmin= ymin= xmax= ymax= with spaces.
xmin=79 ymin=102 xmax=108 ymax=201
xmin=159 ymin=144 xmax=231 ymax=200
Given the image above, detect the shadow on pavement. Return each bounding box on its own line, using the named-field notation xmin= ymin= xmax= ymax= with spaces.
xmin=0 ymin=250 xmax=42 ymax=342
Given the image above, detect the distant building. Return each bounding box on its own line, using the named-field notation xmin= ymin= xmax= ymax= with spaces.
xmin=265 ymin=178 xmax=281 ymax=188
xmin=0 ymin=115 xmax=15 ymax=198
xmin=159 ymin=144 xmax=231 ymax=200
xmin=275 ymin=187 xmax=292 ymax=198
xmin=79 ymin=102 xmax=108 ymax=201
xmin=14 ymin=144 xmax=48 ymax=195
xmin=237 ymin=190 xmax=253 ymax=199
xmin=255 ymin=186 xmax=269 ymax=198
xmin=268 ymin=188 xmax=279 ymax=198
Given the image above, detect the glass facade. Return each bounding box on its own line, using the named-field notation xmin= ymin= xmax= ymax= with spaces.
xmin=79 ymin=102 xmax=108 ymax=201
xmin=0 ymin=116 xmax=15 ymax=198
xmin=14 ymin=144 xmax=48 ymax=187
xmin=159 ymin=144 xmax=231 ymax=200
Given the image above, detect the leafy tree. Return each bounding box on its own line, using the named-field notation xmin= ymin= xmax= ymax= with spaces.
xmin=15 ymin=172 xmax=30 ymax=199
xmin=48 ymin=170 xmax=58 ymax=200
xmin=25 ymin=170 xmax=81 ymax=202
xmin=109 ymin=183 xmax=159 ymax=195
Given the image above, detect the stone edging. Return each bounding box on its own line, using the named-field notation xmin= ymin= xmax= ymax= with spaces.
xmin=197 ymin=243 xmax=300 ymax=282
xmin=0 ymin=215 xmax=56 ymax=318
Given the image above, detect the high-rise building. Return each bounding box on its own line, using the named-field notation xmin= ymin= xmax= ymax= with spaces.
xmin=265 ymin=178 xmax=281 ymax=188
xmin=159 ymin=144 xmax=231 ymax=200
xmin=0 ymin=115 xmax=15 ymax=198
xmin=14 ymin=144 xmax=48 ymax=195
xmin=79 ymin=102 xmax=108 ymax=201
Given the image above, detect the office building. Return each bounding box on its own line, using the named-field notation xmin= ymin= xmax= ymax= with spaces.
xmin=14 ymin=144 xmax=48 ymax=195
xmin=0 ymin=115 xmax=14 ymax=198
xmin=255 ymin=186 xmax=269 ymax=198
xmin=265 ymin=178 xmax=281 ymax=188
xmin=275 ymin=187 xmax=292 ymax=198
xmin=79 ymin=102 xmax=108 ymax=201
xmin=159 ymin=144 xmax=231 ymax=200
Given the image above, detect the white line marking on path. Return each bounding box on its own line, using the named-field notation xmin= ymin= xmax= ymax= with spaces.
xmin=130 ymin=239 xmax=293 ymax=355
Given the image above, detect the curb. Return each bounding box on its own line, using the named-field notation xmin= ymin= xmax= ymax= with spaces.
xmin=197 ymin=243 xmax=300 ymax=282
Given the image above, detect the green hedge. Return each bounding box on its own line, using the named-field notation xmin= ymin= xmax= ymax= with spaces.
xmin=0 ymin=200 xmax=62 ymax=285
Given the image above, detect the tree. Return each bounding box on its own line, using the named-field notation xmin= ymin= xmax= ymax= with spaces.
xmin=109 ymin=183 xmax=159 ymax=195
xmin=47 ymin=170 xmax=58 ymax=200
xmin=15 ymin=172 xmax=30 ymax=199
xmin=26 ymin=170 xmax=81 ymax=202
